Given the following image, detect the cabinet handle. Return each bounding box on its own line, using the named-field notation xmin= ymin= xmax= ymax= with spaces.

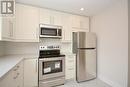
xmin=13 ymin=73 xmax=19 ymax=79
xmin=36 ymin=27 xmax=39 ymax=39
xmin=13 ymin=65 xmax=20 ymax=71
xmin=13 ymin=68 xmax=17 ymax=71
xmin=50 ymin=16 xmax=52 ymax=24
xmin=9 ymin=21 xmax=13 ymax=37
xmin=68 ymin=68 xmax=74 ymax=70
xmin=17 ymin=65 xmax=20 ymax=68
xmin=36 ymin=60 xmax=38 ymax=72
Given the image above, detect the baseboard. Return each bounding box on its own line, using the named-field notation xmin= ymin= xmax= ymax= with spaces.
xmin=98 ymin=75 xmax=123 ymax=87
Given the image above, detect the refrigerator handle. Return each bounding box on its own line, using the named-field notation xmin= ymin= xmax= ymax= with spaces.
xmin=72 ymin=32 xmax=78 ymax=53
xmin=78 ymin=48 xmax=96 ymax=50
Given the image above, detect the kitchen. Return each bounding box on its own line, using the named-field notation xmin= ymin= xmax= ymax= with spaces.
xmin=0 ymin=0 xmax=129 ymax=87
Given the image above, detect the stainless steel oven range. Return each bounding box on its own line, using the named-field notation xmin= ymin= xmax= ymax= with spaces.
xmin=39 ymin=46 xmax=65 ymax=87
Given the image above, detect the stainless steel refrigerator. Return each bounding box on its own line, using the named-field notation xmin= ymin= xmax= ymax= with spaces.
xmin=73 ymin=32 xmax=97 ymax=82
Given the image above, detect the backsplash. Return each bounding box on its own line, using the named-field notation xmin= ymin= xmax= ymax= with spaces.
xmin=5 ymin=42 xmax=39 ymax=55
xmin=39 ymin=38 xmax=61 ymax=46
xmin=39 ymin=38 xmax=72 ymax=53
xmin=4 ymin=39 xmax=73 ymax=55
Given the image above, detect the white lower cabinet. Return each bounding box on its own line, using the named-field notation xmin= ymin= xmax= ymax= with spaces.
xmin=24 ymin=58 xmax=38 ymax=87
xmin=65 ymin=55 xmax=76 ymax=80
xmin=0 ymin=61 xmax=24 ymax=87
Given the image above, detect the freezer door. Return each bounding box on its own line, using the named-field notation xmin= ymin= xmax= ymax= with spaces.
xmin=76 ymin=49 xmax=97 ymax=82
xmin=77 ymin=32 xmax=96 ymax=48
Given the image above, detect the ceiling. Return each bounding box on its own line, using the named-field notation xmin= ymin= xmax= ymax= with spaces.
xmin=16 ymin=0 xmax=119 ymax=16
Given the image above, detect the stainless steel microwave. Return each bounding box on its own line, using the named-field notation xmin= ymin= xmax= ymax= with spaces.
xmin=40 ymin=24 xmax=62 ymax=39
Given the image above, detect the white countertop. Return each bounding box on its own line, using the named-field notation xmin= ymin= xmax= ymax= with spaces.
xmin=0 ymin=54 xmax=38 ymax=79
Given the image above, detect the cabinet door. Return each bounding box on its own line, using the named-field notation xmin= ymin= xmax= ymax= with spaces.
xmin=61 ymin=14 xmax=72 ymax=42
xmin=80 ymin=16 xmax=89 ymax=30
xmin=51 ymin=11 xmax=62 ymax=26
xmin=40 ymin=8 xmax=51 ymax=24
xmin=0 ymin=61 xmax=23 ymax=87
xmin=15 ymin=4 xmax=39 ymax=42
xmin=71 ymin=15 xmax=80 ymax=29
xmin=0 ymin=70 xmax=15 ymax=87
xmin=1 ymin=17 xmax=14 ymax=40
xmin=65 ymin=55 xmax=76 ymax=80
xmin=71 ymin=15 xmax=89 ymax=31
xmin=40 ymin=9 xmax=62 ymax=26
xmin=15 ymin=61 xmax=24 ymax=87
xmin=24 ymin=59 xmax=38 ymax=87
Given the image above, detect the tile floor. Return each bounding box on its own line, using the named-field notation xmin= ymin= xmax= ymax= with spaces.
xmin=57 ymin=79 xmax=111 ymax=87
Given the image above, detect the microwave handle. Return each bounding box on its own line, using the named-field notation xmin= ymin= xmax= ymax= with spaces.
xmin=57 ymin=29 xmax=62 ymax=36
xmin=57 ymin=29 xmax=59 ymax=36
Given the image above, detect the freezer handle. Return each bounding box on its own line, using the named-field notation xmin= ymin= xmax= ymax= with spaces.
xmin=78 ymin=48 xmax=96 ymax=50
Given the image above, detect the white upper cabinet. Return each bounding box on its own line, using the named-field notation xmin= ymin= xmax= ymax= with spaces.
xmin=80 ymin=16 xmax=89 ymax=29
xmin=40 ymin=9 xmax=51 ymax=25
xmin=71 ymin=15 xmax=89 ymax=31
xmin=15 ymin=4 xmax=39 ymax=42
xmin=51 ymin=11 xmax=62 ymax=26
xmin=0 ymin=17 xmax=15 ymax=41
xmin=40 ymin=9 xmax=62 ymax=26
xmin=0 ymin=3 xmax=90 ymax=42
xmin=61 ymin=13 xmax=72 ymax=42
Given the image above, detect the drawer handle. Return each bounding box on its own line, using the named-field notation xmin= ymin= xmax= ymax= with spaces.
xmin=69 ymin=60 xmax=74 ymax=62
xmin=13 ymin=68 xmax=18 ymax=71
xmin=17 ymin=66 xmax=20 ymax=68
xmin=68 ymin=68 xmax=74 ymax=70
xmin=36 ymin=60 xmax=38 ymax=72
xmin=13 ymin=75 xmax=18 ymax=79
xmin=13 ymin=66 xmax=20 ymax=71
xmin=13 ymin=73 xmax=20 ymax=79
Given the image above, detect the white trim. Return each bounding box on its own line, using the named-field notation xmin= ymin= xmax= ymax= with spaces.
xmin=98 ymin=75 xmax=123 ymax=87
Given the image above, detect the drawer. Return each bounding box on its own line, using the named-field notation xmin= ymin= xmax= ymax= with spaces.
xmin=65 ymin=69 xmax=76 ymax=79
xmin=66 ymin=61 xmax=75 ymax=68
xmin=13 ymin=65 xmax=20 ymax=72
xmin=66 ymin=67 xmax=75 ymax=75
xmin=13 ymin=61 xmax=24 ymax=87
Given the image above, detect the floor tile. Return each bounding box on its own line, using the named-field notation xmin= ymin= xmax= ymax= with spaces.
xmin=57 ymin=79 xmax=111 ymax=87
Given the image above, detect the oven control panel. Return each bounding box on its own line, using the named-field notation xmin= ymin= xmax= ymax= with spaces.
xmin=40 ymin=45 xmax=60 ymax=50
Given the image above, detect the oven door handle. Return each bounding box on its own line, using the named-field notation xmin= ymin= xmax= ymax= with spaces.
xmin=39 ymin=57 xmax=64 ymax=62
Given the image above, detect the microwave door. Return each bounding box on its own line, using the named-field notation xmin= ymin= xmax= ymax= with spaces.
xmin=40 ymin=24 xmax=62 ymax=38
xmin=41 ymin=28 xmax=57 ymax=36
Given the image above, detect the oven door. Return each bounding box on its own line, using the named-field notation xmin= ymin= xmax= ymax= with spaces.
xmin=39 ymin=57 xmax=65 ymax=81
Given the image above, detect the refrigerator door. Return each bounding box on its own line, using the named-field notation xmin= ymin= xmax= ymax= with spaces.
xmin=77 ymin=32 xmax=96 ymax=48
xmin=76 ymin=49 xmax=97 ymax=82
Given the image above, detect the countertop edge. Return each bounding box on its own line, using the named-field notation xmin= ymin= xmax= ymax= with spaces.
xmin=0 ymin=54 xmax=39 ymax=79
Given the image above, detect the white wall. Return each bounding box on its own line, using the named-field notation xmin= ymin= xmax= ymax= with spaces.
xmin=91 ymin=0 xmax=128 ymax=87
xmin=0 ymin=41 xmax=5 ymax=56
